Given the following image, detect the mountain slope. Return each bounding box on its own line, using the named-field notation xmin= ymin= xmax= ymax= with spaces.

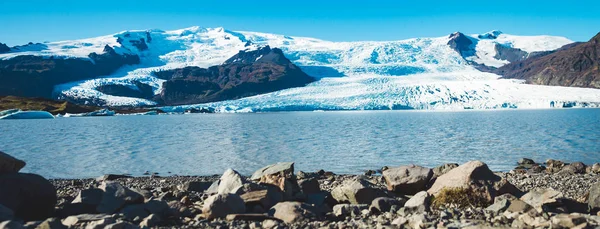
xmin=495 ymin=32 xmax=600 ymax=88
xmin=155 ymin=46 xmax=315 ymax=105
xmin=0 ymin=45 xmax=139 ymax=98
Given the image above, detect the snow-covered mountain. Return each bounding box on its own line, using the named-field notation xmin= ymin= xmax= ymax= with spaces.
xmin=1 ymin=27 xmax=599 ymax=111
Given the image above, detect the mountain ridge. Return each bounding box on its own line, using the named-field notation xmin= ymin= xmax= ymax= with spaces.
xmin=495 ymin=32 xmax=600 ymax=88
xmin=1 ymin=27 xmax=599 ymax=111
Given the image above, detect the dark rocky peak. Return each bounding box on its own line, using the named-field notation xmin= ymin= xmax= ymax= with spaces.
xmin=0 ymin=42 xmax=10 ymax=53
xmin=447 ymin=32 xmax=476 ymax=58
xmin=102 ymin=45 xmax=117 ymax=55
xmin=223 ymin=46 xmax=289 ymax=65
xmin=478 ymin=30 xmax=503 ymax=39
xmin=146 ymin=31 xmax=152 ymax=43
xmin=591 ymin=32 xmax=600 ymax=43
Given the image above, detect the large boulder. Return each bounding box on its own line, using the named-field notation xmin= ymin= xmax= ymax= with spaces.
xmin=268 ymin=201 xmax=319 ymax=223
xmin=560 ymin=162 xmax=586 ymax=174
xmin=589 ymin=182 xmax=600 ymax=212
xmin=202 ymin=193 xmax=246 ymax=219
xmin=0 ymin=204 xmax=14 ymax=222
xmin=403 ymin=191 xmax=432 ymax=213
xmin=382 ymin=165 xmax=433 ymax=195
xmin=0 ymin=151 xmax=25 ymax=174
xmin=218 ymin=169 xmax=245 ymax=194
xmin=432 ymin=163 xmax=458 ymax=178
xmin=427 ymin=161 xmax=520 ymax=203
xmin=251 ymin=162 xmax=298 ymax=199
xmin=331 ymin=177 xmax=387 ymax=204
xmin=521 ymin=188 xmax=585 ymax=213
xmin=0 ymin=173 xmax=57 ymax=220
xmin=96 ymin=182 xmax=144 ymax=214
xmin=333 ymin=204 xmax=368 ymax=217
xmin=240 ymin=187 xmax=283 ymax=211
xmin=369 ymin=197 xmax=405 ymax=214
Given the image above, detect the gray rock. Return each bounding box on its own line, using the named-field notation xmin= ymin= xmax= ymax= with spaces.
xmin=561 ymin=162 xmax=586 ymax=174
xmin=404 ymin=191 xmax=432 ymax=213
xmin=180 ymin=181 xmax=212 ymax=193
xmin=518 ymin=158 xmax=535 ymax=165
xmin=520 ymin=188 xmax=563 ymax=212
xmin=331 ymin=177 xmax=387 ymax=204
xmin=391 ymin=216 xmax=408 ymax=226
xmin=332 ymin=204 xmax=368 ymax=217
xmin=224 ymin=214 xmax=279 ymax=221
xmin=369 ymin=197 xmax=405 ymax=214
xmin=550 ymin=214 xmax=587 ymax=228
xmin=251 ymin=162 xmax=294 ymax=180
xmin=84 ymin=218 xmax=117 ymax=229
xmin=506 ymin=199 xmax=533 ymax=213
xmin=104 ymin=221 xmax=136 ymax=229
xmin=202 ymin=193 xmax=246 ymax=219
xmin=72 ymin=188 xmax=103 ymax=205
xmin=589 ymin=182 xmax=600 ymax=212
xmin=120 ymin=204 xmax=149 ymax=221
xmin=427 ymin=161 xmax=520 ymax=203
xmin=205 ymin=180 xmax=219 ymax=194
xmin=251 ymin=163 xmax=298 ymax=199
xmin=382 ymin=165 xmax=433 ymax=195
xmin=591 ymin=163 xmax=600 ymax=173
xmin=95 ymin=174 xmax=131 ymax=182
xmin=0 ymin=221 xmax=23 ymax=229
xmin=218 ymin=169 xmax=245 ymax=194
xmin=144 ymin=200 xmax=169 ymax=216
xmin=139 ymin=214 xmax=161 ymax=228
xmin=485 ymin=198 xmax=510 ymax=214
xmin=96 ymin=182 xmax=144 ymax=214
xmin=546 ymin=159 xmax=565 ymax=173
xmin=0 ymin=151 xmax=25 ymax=174
xmin=268 ymin=201 xmax=318 ymax=223
xmin=240 ymin=188 xmax=283 ymax=210
xmin=0 ymin=203 xmax=14 ymax=222
xmin=35 ymin=218 xmax=66 ymax=229
xmin=298 ymin=178 xmax=320 ymax=194
xmin=62 ymin=214 xmax=113 ymax=227
xmin=432 ymin=163 xmax=458 ymax=178
xmin=0 ymin=173 xmax=57 ymax=221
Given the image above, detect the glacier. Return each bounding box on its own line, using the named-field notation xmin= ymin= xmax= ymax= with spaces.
xmin=2 ymin=27 xmax=599 ymax=111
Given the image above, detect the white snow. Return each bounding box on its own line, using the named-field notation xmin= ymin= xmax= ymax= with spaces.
xmin=2 ymin=26 xmax=597 ymax=111
xmin=467 ymin=31 xmax=573 ymax=67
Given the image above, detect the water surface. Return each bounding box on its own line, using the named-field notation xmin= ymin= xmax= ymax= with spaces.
xmin=1 ymin=109 xmax=599 ymax=178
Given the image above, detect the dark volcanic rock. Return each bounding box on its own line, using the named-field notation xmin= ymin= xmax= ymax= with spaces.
xmin=0 ymin=43 xmax=10 ymax=54
xmin=0 ymin=45 xmax=139 ymax=98
xmin=95 ymin=81 xmax=154 ymax=100
xmin=494 ymin=43 xmax=528 ymax=63
xmin=0 ymin=173 xmax=57 ymax=221
xmin=495 ymin=32 xmax=600 ymax=89
xmin=155 ymin=46 xmax=315 ymax=105
xmin=447 ymin=32 xmax=475 ymax=58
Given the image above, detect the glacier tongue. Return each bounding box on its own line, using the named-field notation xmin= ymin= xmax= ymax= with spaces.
xmin=161 ymin=72 xmax=600 ymax=112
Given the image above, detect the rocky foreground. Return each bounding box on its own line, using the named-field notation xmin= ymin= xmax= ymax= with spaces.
xmin=3 ymin=152 xmax=600 ymax=229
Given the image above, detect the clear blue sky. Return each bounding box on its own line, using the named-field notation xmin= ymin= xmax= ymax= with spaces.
xmin=1 ymin=0 xmax=599 ymax=46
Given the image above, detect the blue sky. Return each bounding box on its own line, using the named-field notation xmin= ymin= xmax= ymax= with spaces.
xmin=1 ymin=0 xmax=599 ymax=46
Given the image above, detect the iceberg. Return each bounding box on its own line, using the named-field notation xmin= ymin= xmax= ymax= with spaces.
xmin=0 ymin=110 xmax=55 ymax=120
xmin=63 ymin=108 xmax=116 ymax=117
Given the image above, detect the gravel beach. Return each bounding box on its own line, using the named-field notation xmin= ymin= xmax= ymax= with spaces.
xmin=3 ymin=151 xmax=600 ymax=229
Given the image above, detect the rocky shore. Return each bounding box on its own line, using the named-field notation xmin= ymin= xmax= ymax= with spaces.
xmin=2 ymin=151 xmax=600 ymax=229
